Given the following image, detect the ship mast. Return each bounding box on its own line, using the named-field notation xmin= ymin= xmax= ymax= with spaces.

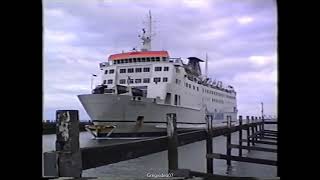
xmin=140 ymin=10 xmax=153 ymax=51
xmin=149 ymin=10 xmax=152 ymax=47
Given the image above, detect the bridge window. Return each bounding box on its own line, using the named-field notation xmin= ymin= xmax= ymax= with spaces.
xmin=128 ymin=68 xmax=134 ymax=73
xmin=120 ymin=60 xmax=124 ymax=64
xmin=103 ymin=80 xmax=106 ymax=84
xmin=185 ymin=83 xmax=188 ymax=87
xmin=137 ymin=58 xmax=141 ymax=62
xmin=109 ymin=69 xmax=114 ymax=74
xmin=193 ymin=85 xmax=195 ymax=90
xmin=143 ymin=67 xmax=150 ymax=72
xmin=197 ymin=87 xmax=199 ymax=91
xmin=155 ymin=67 xmax=162 ymax=71
xmin=141 ymin=57 xmax=146 ymax=62
xmin=151 ymin=57 xmax=155 ymax=61
xmin=153 ymin=77 xmax=161 ymax=83
xmin=164 ymin=66 xmax=169 ymax=71
xmin=189 ymin=84 xmax=191 ymax=88
xmin=119 ymin=79 xmax=126 ymax=84
xmin=107 ymin=79 xmax=113 ymax=84
xmin=104 ymin=70 xmax=108 ymax=74
xmin=163 ymin=77 xmax=168 ymax=82
xmin=146 ymin=57 xmax=150 ymax=62
xmin=128 ymin=79 xmax=134 ymax=84
xmin=135 ymin=79 xmax=142 ymax=83
xmin=135 ymin=68 xmax=142 ymax=73
xmin=156 ymin=57 xmax=160 ymax=61
xmin=162 ymin=57 xmax=167 ymax=61
xmin=124 ymin=59 xmax=128 ymax=63
xmin=132 ymin=58 xmax=136 ymax=63
xmin=128 ymin=59 xmax=132 ymax=63
xmin=120 ymin=69 xmax=126 ymax=73
xmin=143 ymin=78 xmax=150 ymax=83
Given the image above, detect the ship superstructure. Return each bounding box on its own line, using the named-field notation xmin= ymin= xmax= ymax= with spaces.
xmin=78 ymin=11 xmax=237 ymax=136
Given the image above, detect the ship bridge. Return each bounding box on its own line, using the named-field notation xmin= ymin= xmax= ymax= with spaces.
xmin=108 ymin=51 xmax=169 ymax=64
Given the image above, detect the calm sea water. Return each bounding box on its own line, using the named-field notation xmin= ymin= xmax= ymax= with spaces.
xmin=42 ymin=124 xmax=277 ymax=178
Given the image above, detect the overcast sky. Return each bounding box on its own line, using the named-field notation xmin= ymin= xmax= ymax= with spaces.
xmin=43 ymin=0 xmax=277 ymax=120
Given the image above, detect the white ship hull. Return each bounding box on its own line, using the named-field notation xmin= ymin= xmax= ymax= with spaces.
xmin=78 ymin=94 xmax=207 ymax=134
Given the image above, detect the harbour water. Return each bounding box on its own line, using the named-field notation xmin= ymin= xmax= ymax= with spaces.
xmin=42 ymin=124 xmax=277 ymax=178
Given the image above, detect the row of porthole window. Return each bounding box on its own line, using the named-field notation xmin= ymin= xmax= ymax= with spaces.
xmin=203 ymin=98 xmax=224 ymax=104
xmin=212 ymin=98 xmax=224 ymax=104
xmin=119 ymin=66 xmax=169 ymax=74
xmin=104 ymin=66 xmax=170 ymax=75
xmin=185 ymin=82 xmax=200 ymax=91
xmin=226 ymin=95 xmax=236 ymax=99
xmin=203 ymin=88 xmax=224 ymax=96
xmin=103 ymin=77 xmax=169 ymax=85
xmin=183 ymin=81 xmax=235 ymax=100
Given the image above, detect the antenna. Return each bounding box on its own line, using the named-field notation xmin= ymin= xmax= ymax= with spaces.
xmin=140 ymin=10 xmax=155 ymax=51
xmin=149 ymin=10 xmax=152 ymax=42
xmin=205 ymin=53 xmax=208 ymax=77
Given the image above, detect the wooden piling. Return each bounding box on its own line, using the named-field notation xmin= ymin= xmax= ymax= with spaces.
xmin=227 ymin=115 xmax=231 ymax=127
xmin=254 ymin=117 xmax=258 ymax=139
xmin=226 ymin=116 xmax=231 ymax=166
xmin=206 ymin=115 xmax=213 ymax=174
xmin=167 ymin=113 xmax=178 ymax=172
xmin=251 ymin=116 xmax=255 ymax=145
xmin=238 ymin=116 xmax=243 ymax=157
xmin=246 ymin=116 xmax=250 ymax=148
xmin=55 ymin=110 xmax=82 ymax=177
xmin=262 ymin=116 xmax=265 ymax=132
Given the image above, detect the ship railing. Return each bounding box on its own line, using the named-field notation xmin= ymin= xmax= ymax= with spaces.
xmin=201 ymin=83 xmax=236 ymax=94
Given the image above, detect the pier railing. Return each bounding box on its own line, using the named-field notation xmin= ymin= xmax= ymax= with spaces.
xmin=43 ymin=110 xmax=278 ymax=179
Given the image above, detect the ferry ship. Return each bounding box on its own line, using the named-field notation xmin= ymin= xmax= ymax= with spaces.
xmin=78 ymin=11 xmax=237 ymax=137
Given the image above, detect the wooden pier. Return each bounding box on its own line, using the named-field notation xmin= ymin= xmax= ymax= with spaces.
xmin=43 ymin=110 xmax=278 ymax=179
